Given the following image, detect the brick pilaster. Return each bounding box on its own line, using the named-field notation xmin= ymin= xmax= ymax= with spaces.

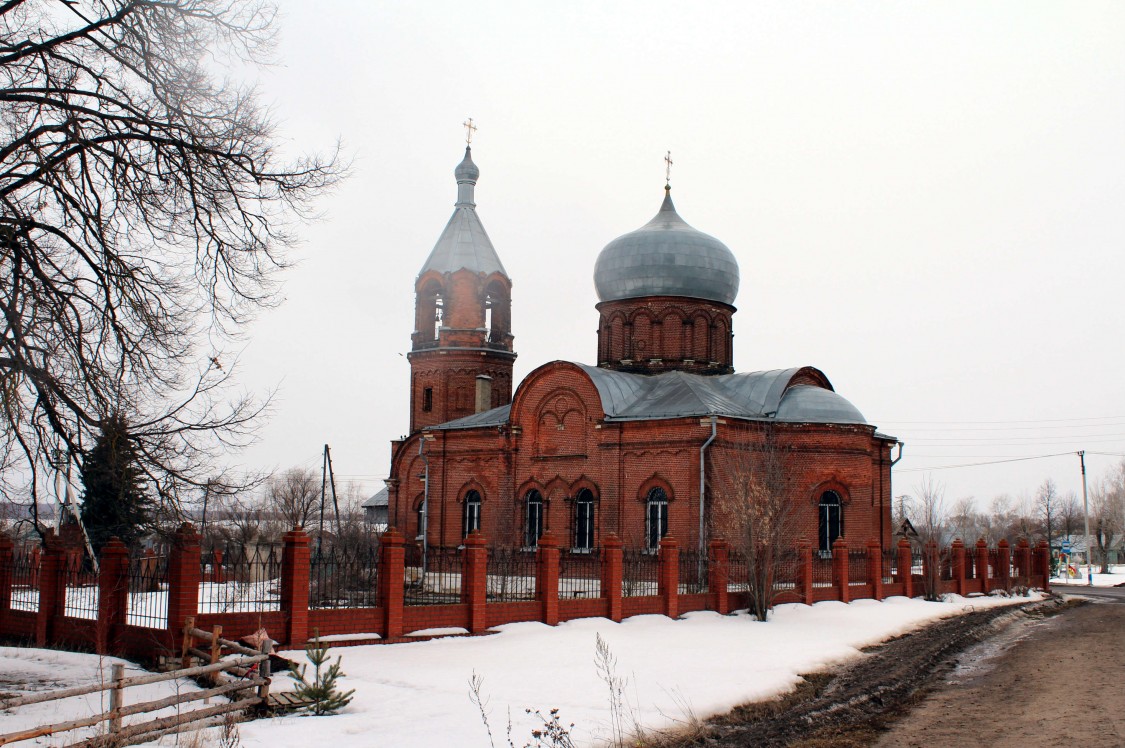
xmin=601 ymin=534 xmax=623 ymax=622
xmin=897 ymin=539 xmax=913 ymax=598
xmin=952 ymin=539 xmax=966 ymax=596
xmin=867 ymin=539 xmax=883 ymax=600
xmin=97 ymin=538 xmax=129 ymax=654
xmin=36 ymin=530 xmax=63 ymax=646
xmin=462 ymin=532 xmax=488 ymax=633
xmin=1036 ymin=539 xmax=1051 ymax=591
xmin=709 ymin=539 xmax=730 ymax=614
xmin=280 ymin=527 xmax=310 ymax=646
xmin=537 ymin=532 xmax=560 ymax=626
xmin=379 ymin=528 xmax=405 ymax=639
xmin=166 ymin=523 xmax=201 ymax=636
xmin=976 ymin=539 xmax=991 ymax=594
xmin=998 ymin=539 xmax=1011 ymax=590
xmin=833 ymin=537 xmax=849 ymax=603
xmin=798 ymin=544 xmax=813 ymax=604
xmin=0 ymin=533 xmax=12 ymax=615
xmin=658 ymin=536 xmax=679 ymax=619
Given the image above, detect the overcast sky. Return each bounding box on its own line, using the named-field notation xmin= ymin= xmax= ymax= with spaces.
xmin=228 ymin=1 xmax=1125 ymax=513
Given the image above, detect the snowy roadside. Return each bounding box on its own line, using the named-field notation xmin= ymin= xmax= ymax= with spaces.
xmin=1050 ymin=564 xmax=1124 ymax=588
xmin=0 ymin=592 xmax=1043 ymax=748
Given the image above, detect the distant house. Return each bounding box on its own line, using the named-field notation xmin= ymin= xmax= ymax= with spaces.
xmin=363 ymin=487 xmax=389 ymax=528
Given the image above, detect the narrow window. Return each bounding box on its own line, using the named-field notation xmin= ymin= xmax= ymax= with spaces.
xmin=574 ymin=488 xmax=595 ymax=550
xmin=422 ymin=387 xmax=433 ymax=412
xmin=525 ymin=490 xmax=544 ymax=548
xmin=415 ymin=504 xmax=425 ymax=542
xmin=463 ymin=490 xmax=482 ymax=539
xmin=433 ymin=296 xmax=444 ymax=340
xmin=646 ymin=487 xmax=669 ymax=549
xmin=818 ymin=490 xmax=843 ymax=553
xmin=484 ymin=297 xmax=493 ymax=342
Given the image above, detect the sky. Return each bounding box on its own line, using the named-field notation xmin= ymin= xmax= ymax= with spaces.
xmin=226 ymin=1 xmax=1125 ymax=514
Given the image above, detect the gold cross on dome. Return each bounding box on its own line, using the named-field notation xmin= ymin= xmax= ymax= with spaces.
xmin=463 ymin=118 xmax=478 ymax=145
xmin=664 ymin=150 xmax=673 ymax=185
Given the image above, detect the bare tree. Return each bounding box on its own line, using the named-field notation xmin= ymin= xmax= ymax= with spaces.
xmin=909 ymin=475 xmax=948 ymax=601
xmin=1091 ymin=461 xmax=1124 ymax=574
xmin=1056 ymin=491 xmax=1082 ymax=540
xmin=1036 ymin=478 xmax=1057 ymax=552
xmin=263 ymin=467 xmax=319 ymax=533
xmin=0 ymin=1 xmax=342 ymax=519
xmin=712 ymin=426 xmax=797 ymax=621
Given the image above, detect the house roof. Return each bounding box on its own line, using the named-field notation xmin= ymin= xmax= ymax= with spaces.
xmin=363 ymin=487 xmax=389 ymax=508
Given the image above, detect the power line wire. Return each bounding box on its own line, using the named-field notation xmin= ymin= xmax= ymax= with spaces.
xmin=896 ymin=452 xmax=1075 ymax=472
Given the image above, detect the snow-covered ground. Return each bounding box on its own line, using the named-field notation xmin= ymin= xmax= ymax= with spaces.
xmin=0 ymin=647 xmax=204 ymax=745
xmin=1051 ymin=564 xmax=1124 ymax=587
xmin=0 ymin=593 xmax=1043 ymax=747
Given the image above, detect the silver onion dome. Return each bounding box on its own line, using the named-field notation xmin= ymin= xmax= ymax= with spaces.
xmin=593 ymin=188 xmax=740 ymax=305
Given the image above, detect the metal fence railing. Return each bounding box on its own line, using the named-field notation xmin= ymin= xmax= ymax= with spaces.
xmin=10 ymin=545 xmax=41 ymax=613
xmin=727 ymin=549 xmax=748 ymax=593
xmin=198 ymin=543 xmax=281 ymax=614
xmin=774 ymin=549 xmax=799 ymax=591
xmin=911 ymin=550 xmax=925 ymax=576
xmin=988 ymin=549 xmax=1001 ymax=579
xmin=127 ymin=549 xmax=168 ymax=628
xmin=811 ymin=553 xmax=834 ymax=588
xmin=309 ymin=544 xmax=380 ymax=609
xmin=487 ymin=548 xmax=537 ymax=602
xmin=559 ymin=549 xmax=601 ymax=599
xmin=847 ymin=549 xmax=868 ymax=585
xmin=621 ymin=549 xmax=658 ymax=597
xmin=677 ymin=550 xmax=708 ymax=594
xmin=61 ymin=554 xmax=99 ymax=620
xmin=882 ymin=549 xmax=898 ymax=583
xmin=404 ymin=545 xmax=462 ymax=606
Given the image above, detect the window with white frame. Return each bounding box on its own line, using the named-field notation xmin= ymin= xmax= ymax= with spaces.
xmin=646 ymin=487 xmax=669 ymax=549
xmin=574 ymin=488 xmax=595 ymax=550
xmin=525 ymin=490 xmax=544 ymax=548
xmin=463 ymin=489 xmax=482 ymax=538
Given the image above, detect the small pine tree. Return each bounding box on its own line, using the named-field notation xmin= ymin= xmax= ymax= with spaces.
xmin=289 ymin=630 xmax=355 ymax=715
xmin=80 ymin=413 xmax=155 ymax=551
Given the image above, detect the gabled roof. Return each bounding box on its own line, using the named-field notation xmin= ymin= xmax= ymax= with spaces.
xmin=363 ymin=487 xmax=389 ymax=508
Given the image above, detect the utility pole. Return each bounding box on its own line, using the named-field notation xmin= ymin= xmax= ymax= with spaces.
xmin=1078 ymin=450 xmax=1093 ymax=586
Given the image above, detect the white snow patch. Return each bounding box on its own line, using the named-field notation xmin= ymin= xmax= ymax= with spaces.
xmin=406 ymin=627 xmax=470 ymax=637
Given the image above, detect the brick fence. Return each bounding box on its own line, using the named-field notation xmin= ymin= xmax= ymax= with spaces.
xmin=0 ymin=524 xmax=1050 ymax=661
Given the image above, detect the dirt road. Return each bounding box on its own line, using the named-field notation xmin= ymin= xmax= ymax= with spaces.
xmin=874 ymin=593 xmax=1125 ymax=748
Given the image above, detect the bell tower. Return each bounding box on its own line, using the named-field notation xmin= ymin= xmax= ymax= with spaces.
xmin=408 ymin=144 xmax=516 ymax=432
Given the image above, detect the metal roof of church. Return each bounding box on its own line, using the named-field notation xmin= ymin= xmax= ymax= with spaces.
xmin=419 ymin=147 xmax=507 ymax=277
xmin=427 ymin=363 xmax=868 ymax=431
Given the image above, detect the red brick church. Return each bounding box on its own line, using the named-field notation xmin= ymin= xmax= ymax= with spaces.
xmin=386 ymin=146 xmax=900 ymax=554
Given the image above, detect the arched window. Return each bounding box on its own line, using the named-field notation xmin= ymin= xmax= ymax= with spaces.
xmin=646 ymin=487 xmax=669 ymax=549
xmin=433 ymin=294 xmax=444 ymax=340
xmin=524 ymin=490 xmax=544 ymax=548
xmin=415 ymin=503 xmax=426 ymax=542
xmin=818 ymin=490 xmax=843 ymax=553
xmin=574 ymin=488 xmax=595 ymax=550
xmin=462 ymin=490 xmax=482 ymax=539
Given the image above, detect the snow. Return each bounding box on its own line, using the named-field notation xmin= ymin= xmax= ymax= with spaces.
xmin=1051 ymin=565 xmax=1125 ymax=588
xmin=0 ymin=593 xmax=1043 ymax=747
xmin=317 ymin=633 xmax=382 ymax=643
xmin=406 ymin=627 xmax=470 ymax=638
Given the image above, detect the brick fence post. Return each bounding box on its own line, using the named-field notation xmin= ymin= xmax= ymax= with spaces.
xmin=976 ymin=539 xmax=991 ymax=594
xmin=280 ymin=527 xmax=310 ymax=646
xmin=97 ymin=538 xmax=129 ymax=655
xmin=709 ymin=539 xmax=730 ymax=615
xmin=798 ymin=544 xmax=813 ymax=604
xmin=867 ymin=539 xmax=883 ymax=600
xmin=1036 ymin=539 xmax=1051 ymax=591
xmin=0 ymin=532 xmax=12 ymax=616
xmin=952 ymin=539 xmax=966 ymax=596
xmin=833 ymin=537 xmax=849 ymax=603
xmin=378 ymin=528 xmax=405 ymax=639
xmin=998 ymin=539 xmax=1011 ymax=590
xmin=897 ymin=538 xmax=913 ymax=598
xmin=601 ymin=534 xmax=623 ymax=622
xmin=167 ymin=523 xmax=200 ymax=636
xmin=537 ymin=532 xmax=560 ymax=626
xmin=659 ymin=536 xmax=680 ymax=619
xmin=462 ymin=531 xmax=488 ymax=633
xmin=922 ymin=540 xmax=938 ymax=597
xmin=36 ymin=530 xmax=64 ymax=646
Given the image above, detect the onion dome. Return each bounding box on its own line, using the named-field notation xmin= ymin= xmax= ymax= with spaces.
xmin=593 ymin=187 xmax=740 ymax=305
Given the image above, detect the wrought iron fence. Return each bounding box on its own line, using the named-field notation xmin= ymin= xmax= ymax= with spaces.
xmin=677 ymin=550 xmax=708 ymax=594
xmin=774 ymin=549 xmax=799 ymax=591
xmin=310 ymin=544 xmax=380 ymax=609
xmin=487 ymin=548 xmax=536 ymax=602
xmin=198 ymin=543 xmax=281 ymax=614
xmin=726 ymin=549 xmax=748 ymax=592
xmin=404 ymin=545 xmax=463 ymax=606
xmin=911 ymin=549 xmax=925 ymax=576
xmin=10 ymin=545 xmax=41 ymax=613
xmin=559 ymin=549 xmax=601 ymax=599
xmin=882 ymin=548 xmax=898 ymax=584
xmin=988 ymin=549 xmax=1001 ymax=579
xmin=847 ymin=549 xmax=868 ymax=585
xmin=60 ymin=553 xmax=99 ymax=619
xmin=127 ymin=548 xmax=168 ymax=628
xmin=621 ymin=549 xmax=659 ymax=597
xmin=811 ymin=553 xmax=834 ymax=588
